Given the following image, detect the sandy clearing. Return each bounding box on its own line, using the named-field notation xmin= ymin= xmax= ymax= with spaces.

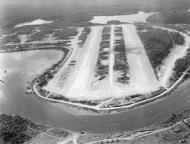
xmin=63 ymin=24 xmax=160 ymax=100
xmin=42 ymin=33 xmax=58 ymax=43
xmin=109 ymin=25 xmax=115 ymax=87
xmin=155 ymin=26 xmax=190 ymax=87
xmin=89 ymin=11 xmax=154 ymax=24
xmin=57 ymin=133 xmax=79 ymax=144
xmin=44 ymin=28 xmax=83 ymax=93
xmin=45 ymin=24 xmax=160 ymax=101
xmin=18 ymin=34 xmax=28 ymax=44
xmin=159 ymin=45 xmax=188 ymax=87
xmin=59 ymin=28 xmax=90 ymax=90
xmin=122 ymin=24 xmax=160 ymax=92
xmin=65 ymin=26 xmax=103 ymax=98
xmin=14 ymin=19 xmax=53 ymax=28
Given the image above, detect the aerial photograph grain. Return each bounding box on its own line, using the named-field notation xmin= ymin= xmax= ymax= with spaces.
xmin=1 ymin=0 xmax=190 ymax=143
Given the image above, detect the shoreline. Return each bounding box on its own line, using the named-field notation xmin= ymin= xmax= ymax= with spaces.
xmin=31 ymin=45 xmax=190 ymax=115
xmin=1 ymin=108 xmax=190 ymax=143
xmin=1 ymin=44 xmax=190 ymax=116
xmin=33 ymin=68 xmax=190 ymax=115
xmin=1 ymin=24 xmax=190 ymax=115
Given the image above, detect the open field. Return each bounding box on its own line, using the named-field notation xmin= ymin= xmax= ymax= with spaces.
xmin=44 ymin=28 xmax=83 ymax=93
xmin=122 ymin=24 xmax=159 ymax=93
xmin=43 ymin=23 xmax=161 ymax=101
xmin=65 ymin=26 xmax=103 ymax=98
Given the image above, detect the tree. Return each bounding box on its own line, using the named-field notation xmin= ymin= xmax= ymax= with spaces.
xmin=0 ymin=114 xmax=31 ymax=144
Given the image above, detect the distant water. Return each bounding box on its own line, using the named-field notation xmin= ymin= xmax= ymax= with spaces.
xmin=89 ymin=11 xmax=154 ymax=24
xmin=0 ymin=50 xmax=190 ymax=133
xmin=14 ymin=19 xmax=54 ymax=28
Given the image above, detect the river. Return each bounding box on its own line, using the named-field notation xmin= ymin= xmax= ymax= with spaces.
xmin=0 ymin=50 xmax=190 ymax=133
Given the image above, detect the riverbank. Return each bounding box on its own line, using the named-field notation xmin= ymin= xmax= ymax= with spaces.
xmin=1 ymin=108 xmax=190 ymax=144
xmin=1 ymin=24 xmax=190 ymax=115
xmin=32 ymin=47 xmax=190 ymax=115
xmin=33 ymin=67 xmax=190 ymax=115
xmin=1 ymin=32 xmax=190 ymax=133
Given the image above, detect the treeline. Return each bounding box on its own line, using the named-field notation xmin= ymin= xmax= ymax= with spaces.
xmin=78 ymin=27 xmax=91 ymax=46
xmin=168 ymin=50 xmax=190 ymax=86
xmin=95 ymin=26 xmax=110 ymax=79
xmin=138 ymin=28 xmax=185 ymax=69
xmin=2 ymin=34 xmax=21 ymax=44
xmin=113 ymin=26 xmax=129 ymax=84
xmin=2 ymin=25 xmax=78 ymax=45
xmin=147 ymin=10 xmax=190 ymax=25
xmin=0 ymin=114 xmax=34 ymax=144
xmin=53 ymin=28 xmax=78 ymax=40
xmin=26 ymin=29 xmax=54 ymax=42
xmin=161 ymin=110 xmax=190 ymax=128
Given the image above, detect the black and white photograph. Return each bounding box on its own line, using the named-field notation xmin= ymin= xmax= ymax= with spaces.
xmin=1 ymin=0 xmax=190 ymax=143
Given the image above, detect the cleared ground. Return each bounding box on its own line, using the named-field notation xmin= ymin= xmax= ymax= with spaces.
xmin=44 ymin=13 xmax=190 ymax=101
xmin=64 ymin=27 xmax=103 ymax=98
xmin=45 ymin=23 xmax=163 ymax=100
xmin=45 ymin=28 xmax=83 ymax=93
xmin=122 ymin=24 xmax=159 ymax=93
xmin=157 ymin=27 xmax=190 ymax=87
